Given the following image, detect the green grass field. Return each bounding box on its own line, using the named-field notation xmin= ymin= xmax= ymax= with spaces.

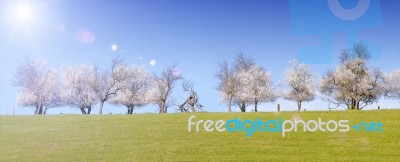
xmin=1 ymin=110 xmax=399 ymax=161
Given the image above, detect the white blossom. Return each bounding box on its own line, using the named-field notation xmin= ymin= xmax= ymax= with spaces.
xmin=216 ymin=53 xmax=277 ymax=112
xmin=283 ymin=60 xmax=316 ymax=111
xmin=61 ymin=65 xmax=97 ymax=114
xmin=235 ymin=66 xmax=277 ymax=112
xmin=13 ymin=58 xmax=60 ymax=114
xmin=88 ymin=58 xmax=127 ymax=114
xmin=319 ymin=59 xmax=384 ymax=110
xmin=216 ymin=60 xmax=236 ymax=112
xmin=385 ymin=69 xmax=400 ymax=101
xmin=147 ymin=64 xmax=182 ymax=113
xmin=110 ymin=65 xmax=153 ymax=114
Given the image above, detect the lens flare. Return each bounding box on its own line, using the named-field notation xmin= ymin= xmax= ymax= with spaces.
xmin=150 ymin=60 xmax=156 ymax=66
xmin=76 ymin=28 xmax=96 ymax=44
xmin=172 ymin=67 xmax=181 ymax=76
xmin=111 ymin=44 xmax=118 ymax=51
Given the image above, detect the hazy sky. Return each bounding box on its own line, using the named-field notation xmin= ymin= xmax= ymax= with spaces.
xmin=0 ymin=0 xmax=399 ymax=115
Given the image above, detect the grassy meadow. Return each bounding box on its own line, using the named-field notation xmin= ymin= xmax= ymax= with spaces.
xmin=1 ymin=110 xmax=399 ymax=161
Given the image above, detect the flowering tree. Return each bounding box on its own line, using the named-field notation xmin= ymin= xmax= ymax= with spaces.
xmin=283 ymin=60 xmax=316 ymax=111
xmin=319 ymin=43 xmax=384 ymax=110
xmin=61 ymin=65 xmax=97 ymax=114
xmin=215 ymin=60 xmax=236 ymax=112
xmin=89 ymin=58 xmax=128 ymax=114
xmin=216 ymin=53 xmax=254 ymax=112
xmin=217 ymin=53 xmax=276 ymax=112
xmin=13 ymin=58 xmax=60 ymax=115
xmin=149 ymin=64 xmax=182 ymax=113
xmin=384 ymin=69 xmax=400 ymax=101
xmin=236 ymin=66 xmax=277 ymax=112
xmin=231 ymin=53 xmax=255 ymax=112
xmin=110 ymin=65 xmax=153 ymax=114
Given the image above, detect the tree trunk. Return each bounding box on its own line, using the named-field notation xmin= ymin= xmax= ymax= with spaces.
xmin=159 ymin=102 xmax=164 ymax=113
xmin=356 ymin=101 xmax=360 ymax=110
xmin=87 ymin=106 xmax=91 ymax=114
xmin=254 ymin=100 xmax=258 ymax=112
xmin=127 ymin=105 xmax=134 ymax=114
xmin=37 ymin=105 xmax=43 ymax=115
xmin=189 ymin=104 xmax=195 ymax=112
xmin=80 ymin=107 xmax=87 ymax=114
xmin=297 ymin=100 xmax=302 ymax=111
xmin=351 ymin=100 xmax=354 ymax=110
xmin=43 ymin=108 xmax=47 ymax=115
xmin=351 ymin=99 xmax=356 ymax=110
xmin=35 ymin=105 xmax=39 ymax=115
xmin=239 ymin=101 xmax=246 ymax=112
xmin=99 ymin=101 xmax=104 ymax=115
xmin=228 ymin=95 xmax=232 ymax=112
xmin=35 ymin=102 xmax=43 ymax=115
xmin=193 ymin=104 xmax=198 ymax=112
xmin=38 ymin=107 xmax=43 ymax=114
xmin=179 ymin=105 xmax=185 ymax=112
xmin=179 ymin=100 xmax=188 ymax=112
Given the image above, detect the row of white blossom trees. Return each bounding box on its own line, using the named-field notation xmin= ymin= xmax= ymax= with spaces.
xmin=13 ymin=43 xmax=400 ymax=114
xmin=13 ymin=58 xmax=193 ymax=115
xmin=215 ymin=53 xmax=316 ymax=112
xmin=216 ymin=43 xmax=400 ymax=112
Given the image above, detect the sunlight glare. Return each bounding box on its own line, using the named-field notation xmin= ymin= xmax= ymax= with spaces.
xmin=15 ymin=4 xmax=33 ymax=22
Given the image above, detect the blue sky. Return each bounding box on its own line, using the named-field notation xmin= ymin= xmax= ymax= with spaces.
xmin=0 ymin=0 xmax=399 ymax=115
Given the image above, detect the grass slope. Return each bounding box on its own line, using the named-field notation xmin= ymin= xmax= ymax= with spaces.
xmin=1 ymin=110 xmax=399 ymax=161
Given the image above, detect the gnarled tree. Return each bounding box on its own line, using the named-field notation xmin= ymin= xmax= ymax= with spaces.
xmin=179 ymin=79 xmax=203 ymax=112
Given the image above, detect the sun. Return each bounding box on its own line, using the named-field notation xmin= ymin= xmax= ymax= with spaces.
xmin=2 ymin=0 xmax=54 ymax=47
xmin=15 ymin=4 xmax=34 ymax=22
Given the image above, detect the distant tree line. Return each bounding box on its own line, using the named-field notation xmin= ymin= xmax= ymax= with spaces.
xmin=13 ymin=57 xmax=199 ymax=115
xmin=13 ymin=43 xmax=400 ymax=114
xmin=216 ymin=43 xmax=399 ymax=112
